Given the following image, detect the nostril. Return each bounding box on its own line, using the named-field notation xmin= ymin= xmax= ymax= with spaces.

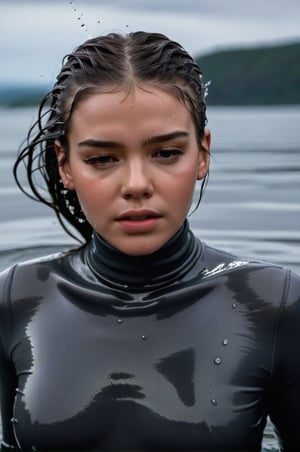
xmin=124 ymin=191 xmax=152 ymax=199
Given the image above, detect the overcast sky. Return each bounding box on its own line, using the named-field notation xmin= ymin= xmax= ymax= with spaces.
xmin=2 ymin=0 xmax=300 ymax=84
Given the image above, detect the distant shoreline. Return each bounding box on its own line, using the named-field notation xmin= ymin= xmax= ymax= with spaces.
xmin=1 ymin=40 xmax=299 ymax=107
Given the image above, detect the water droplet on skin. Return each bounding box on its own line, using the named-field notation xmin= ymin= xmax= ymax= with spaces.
xmin=117 ymin=319 xmax=123 ymax=324
xmin=232 ymin=303 xmax=237 ymax=309
xmin=222 ymin=339 xmax=229 ymax=346
xmin=214 ymin=357 xmax=222 ymax=365
xmin=211 ymin=399 xmax=218 ymax=406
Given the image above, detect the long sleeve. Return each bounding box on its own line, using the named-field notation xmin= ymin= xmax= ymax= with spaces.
xmin=269 ymin=270 xmax=300 ymax=450
xmin=0 ymin=240 xmax=299 ymax=450
xmin=0 ymin=266 xmax=19 ymax=449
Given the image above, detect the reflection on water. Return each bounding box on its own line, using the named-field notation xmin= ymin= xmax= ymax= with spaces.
xmin=0 ymin=106 xmax=299 ymax=451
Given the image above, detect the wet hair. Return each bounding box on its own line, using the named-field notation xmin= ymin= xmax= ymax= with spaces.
xmin=14 ymin=31 xmax=209 ymax=243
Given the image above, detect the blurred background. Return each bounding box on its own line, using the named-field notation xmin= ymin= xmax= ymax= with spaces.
xmin=2 ymin=0 xmax=300 ymax=84
xmin=1 ymin=2 xmax=300 ymax=450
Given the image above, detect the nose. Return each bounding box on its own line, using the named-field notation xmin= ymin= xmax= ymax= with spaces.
xmin=121 ymin=157 xmax=153 ymax=199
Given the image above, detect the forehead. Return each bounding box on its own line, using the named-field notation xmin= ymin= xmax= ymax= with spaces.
xmin=69 ymin=85 xmax=196 ymax=136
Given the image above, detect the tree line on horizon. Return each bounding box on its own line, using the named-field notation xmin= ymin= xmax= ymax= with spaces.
xmin=0 ymin=40 xmax=299 ymax=107
xmin=195 ymin=40 xmax=300 ymax=105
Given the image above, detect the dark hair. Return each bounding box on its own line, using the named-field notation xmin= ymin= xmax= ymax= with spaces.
xmin=13 ymin=31 xmax=208 ymax=243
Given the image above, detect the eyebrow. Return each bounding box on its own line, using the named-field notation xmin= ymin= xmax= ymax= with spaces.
xmin=77 ymin=131 xmax=189 ymax=149
xmin=143 ymin=131 xmax=189 ymax=146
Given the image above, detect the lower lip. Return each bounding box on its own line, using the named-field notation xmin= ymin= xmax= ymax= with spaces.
xmin=118 ymin=217 xmax=160 ymax=233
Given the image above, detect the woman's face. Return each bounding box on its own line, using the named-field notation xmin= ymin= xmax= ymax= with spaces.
xmin=56 ymin=85 xmax=210 ymax=255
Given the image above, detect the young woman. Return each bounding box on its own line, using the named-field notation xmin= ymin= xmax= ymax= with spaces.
xmin=0 ymin=31 xmax=299 ymax=451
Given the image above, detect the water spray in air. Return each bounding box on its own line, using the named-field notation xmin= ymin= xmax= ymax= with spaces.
xmin=69 ymin=1 xmax=92 ymax=38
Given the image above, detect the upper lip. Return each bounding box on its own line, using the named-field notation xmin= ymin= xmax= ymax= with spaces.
xmin=117 ymin=209 xmax=161 ymax=220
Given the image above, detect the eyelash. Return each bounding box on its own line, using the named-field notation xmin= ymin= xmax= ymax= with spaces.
xmin=83 ymin=155 xmax=118 ymax=166
xmin=152 ymin=149 xmax=183 ymax=163
xmin=83 ymin=149 xmax=184 ymax=168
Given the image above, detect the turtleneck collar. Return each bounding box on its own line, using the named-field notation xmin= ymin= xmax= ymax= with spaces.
xmin=83 ymin=220 xmax=202 ymax=291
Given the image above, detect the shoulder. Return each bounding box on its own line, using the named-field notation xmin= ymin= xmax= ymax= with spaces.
xmin=0 ymin=265 xmax=17 ymax=310
xmin=200 ymin=242 xmax=300 ymax=306
xmin=201 ymin=241 xmax=287 ymax=276
xmin=0 ymin=250 xmax=77 ymax=305
xmin=201 ymin=243 xmax=251 ymax=276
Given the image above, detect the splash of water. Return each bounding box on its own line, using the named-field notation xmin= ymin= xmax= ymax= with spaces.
xmin=69 ymin=1 xmax=91 ymax=38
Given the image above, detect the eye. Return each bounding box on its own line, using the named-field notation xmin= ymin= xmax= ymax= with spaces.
xmin=83 ymin=155 xmax=119 ymax=167
xmin=153 ymin=149 xmax=183 ymax=163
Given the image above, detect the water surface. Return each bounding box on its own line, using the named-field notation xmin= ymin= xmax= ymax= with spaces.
xmin=0 ymin=105 xmax=299 ymax=451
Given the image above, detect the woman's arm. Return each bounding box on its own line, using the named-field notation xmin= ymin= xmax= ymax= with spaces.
xmin=0 ymin=267 xmax=19 ymax=449
xmin=269 ymin=270 xmax=300 ymax=450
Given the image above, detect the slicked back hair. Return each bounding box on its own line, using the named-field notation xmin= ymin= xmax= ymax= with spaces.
xmin=14 ymin=31 xmax=208 ymax=242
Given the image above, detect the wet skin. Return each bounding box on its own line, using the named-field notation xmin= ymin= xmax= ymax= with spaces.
xmin=55 ymin=85 xmax=210 ymax=256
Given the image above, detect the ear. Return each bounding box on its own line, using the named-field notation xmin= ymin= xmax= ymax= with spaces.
xmin=54 ymin=140 xmax=75 ymax=190
xmin=197 ymin=128 xmax=211 ymax=180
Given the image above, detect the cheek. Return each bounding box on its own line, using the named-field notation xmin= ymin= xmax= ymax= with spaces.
xmin=167 ymin=169 xmax=197 ymax=206
xmin=177 ymin=182 xmax=197 ymax=210
xmin=72 ymin=182 xmax=100 ymax=215
xmin=74 ymin=178 xmax=115 ymax=217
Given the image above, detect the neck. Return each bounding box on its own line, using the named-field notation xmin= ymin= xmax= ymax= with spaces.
xmin=84 ymin=221 xmax=202 ymax=290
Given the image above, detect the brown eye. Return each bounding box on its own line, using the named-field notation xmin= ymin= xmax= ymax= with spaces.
xmin=153 ymin=149 xmax=183 ymax=162
xmin=84 ymin=155 xmax=118 ymax=166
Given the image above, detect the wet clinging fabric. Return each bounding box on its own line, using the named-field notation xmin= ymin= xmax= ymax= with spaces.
xmin=0 ymin=222 xmax=300 ymax=451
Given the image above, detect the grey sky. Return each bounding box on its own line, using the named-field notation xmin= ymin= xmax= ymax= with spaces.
xmin=1 ymin=0 xmax=300 ymax=84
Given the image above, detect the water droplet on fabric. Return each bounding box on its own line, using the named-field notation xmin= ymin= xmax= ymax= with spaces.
xmin=15 ymin=388 xmax=24 ymax=395
xmin=141 ymin=335 xmax=147 ymax=340
xmin=232 ymin=303 xmax=237 ymax=309
xmin=222 ymin=339 xmax=229 ymax=346
xmin=214 ymin=357 xmax=222 ymax=365
xmin=211 ymin=399 xmax=218 ymax=405
xmin=208 ymin=389 xmax=212 ymax=394
xmin=117 ymin=318 xmax=123 ymax=324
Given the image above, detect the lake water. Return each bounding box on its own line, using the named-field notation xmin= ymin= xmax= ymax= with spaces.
xmin=0 ymin=105 xmax=299 ymax=451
